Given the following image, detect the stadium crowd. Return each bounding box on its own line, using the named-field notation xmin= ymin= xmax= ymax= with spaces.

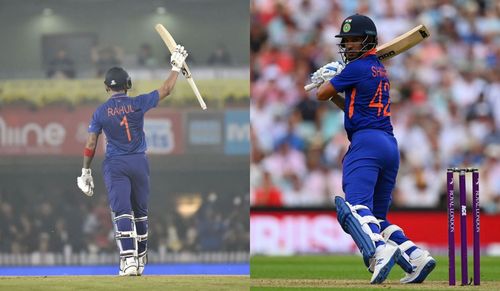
xmin=0 ymin=190 xmax=248 ymax=264
xmin=250 ymin=0 xmax=500 ymax=212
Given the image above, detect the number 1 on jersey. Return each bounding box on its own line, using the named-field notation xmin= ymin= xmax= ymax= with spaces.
xmin=120 ymin=115 xmax=132 ymax=142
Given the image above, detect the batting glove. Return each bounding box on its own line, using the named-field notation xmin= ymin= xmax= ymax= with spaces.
xmin=171 ymin=44 xmax=188 ymax=72
xmin=77 ymin=168 xmax=94 ymax=197
xmin=311 ymin=61 xmax=344 ymax=85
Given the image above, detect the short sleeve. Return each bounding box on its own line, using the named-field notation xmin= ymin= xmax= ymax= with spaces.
xmin=134 ymin=90 xmax=160 ymax=112
xmin=330 ymin=62 xmax=364 ymax=93
xmin=88 ymin=110 xmax=102 ymax=134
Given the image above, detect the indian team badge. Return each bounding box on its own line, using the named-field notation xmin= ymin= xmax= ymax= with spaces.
xmin=343 ymin=19 xmax=352 ymax=33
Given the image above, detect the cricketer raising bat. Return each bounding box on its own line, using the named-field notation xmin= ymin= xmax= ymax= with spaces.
xmin=155 ymin=24 xmax=207 ymax=110
xmin=304 ymin=24 xmax=430 ymax=91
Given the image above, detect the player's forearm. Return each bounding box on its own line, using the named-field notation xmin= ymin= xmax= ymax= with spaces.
xmin=330 ymin=94 xmax=345 ymax=112
xmin=83 ymin=133 xmax=99 ymax=169
xmin=83 ymin=156 xmax=93 ymax=169
xmin=157 ymin=71 xmax=180 ymax=100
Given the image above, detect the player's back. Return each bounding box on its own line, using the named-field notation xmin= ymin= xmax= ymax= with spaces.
xmin=89 ymin=91 xmax=159 ymax=158
xmin=330 ymin=54 xmax=393 ymax=140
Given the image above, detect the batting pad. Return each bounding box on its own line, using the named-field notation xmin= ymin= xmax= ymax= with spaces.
xmin=134 ymin=216 xmax=148 ymax=257
xmin=113 ymin=213 xmax=137 ymax=257
xmin=335 ymin=196 xmax=376 ymax=260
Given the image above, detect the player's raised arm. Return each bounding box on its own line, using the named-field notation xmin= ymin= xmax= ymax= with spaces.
xmin=157 ymin=45 xmax=189 ymax=100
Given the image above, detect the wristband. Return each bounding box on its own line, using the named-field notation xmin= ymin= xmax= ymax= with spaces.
xmin=84 ymin=147 xmax=95 ymax=157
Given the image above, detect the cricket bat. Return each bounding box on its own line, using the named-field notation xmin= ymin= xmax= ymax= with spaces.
xmin=304 ymin=24 xmax=430 ymax=91
xmin=155 ymin=24 xmax=207 ymax=110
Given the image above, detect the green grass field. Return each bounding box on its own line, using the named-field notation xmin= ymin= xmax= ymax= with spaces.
xmin=251 ymin=255 xmax=500 ymax=290
xmin=0 ymin=275 xmax=249 ymax=291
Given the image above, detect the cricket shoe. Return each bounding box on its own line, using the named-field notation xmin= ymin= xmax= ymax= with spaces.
xmin=119 ymin=257 xmax=138 ymax=276
xmin=370 ymin=244 xmax=401 ymax=284
xmin=137 ymin=254 xmax=147 ymax=276
xmin=400 ymin=250 xmax=436 ymax=283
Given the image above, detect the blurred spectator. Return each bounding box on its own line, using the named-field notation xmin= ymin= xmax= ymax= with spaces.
xmin=0 ymin=202 xmax=18 ymax=252
xmin=46 ymin=49 xmax=75 ymax=79
xmin=52 ymin=218 xmax=70 ymax=253
xmin=282 ymin=174 xmax=308 ymax=206
xmin=451 ymin=68 xmax=486 ymax=107
xmin=92 ymin=197 xmax=114 ymax=252
xmin=165 ymin=214 xmax=183 ymax=252
xmin=92 ymin=45 xmax=123 ymax=77
xmin=250 ymin=19 xmax=268 ymax=54
xmin=197 ymin=207 xmax=225 ymax=251
xmin=301 ymin=146 xmax=329 ymax=205
xmin=207 ymin=43 xmax=232 ymax=66
xmin=396 ymin=165 xmax=442 ymax=208
xmin=295 ymin=93 xmax=319 ymax=123
xmin=252 ymin=171 xmax=284 ymax=207
xmin=481 ymin=145 xmax=500 ymax=213
xmin=223 ymin=196 xmax=249 ymax=251
xmin=137 ymin=43 xmax=158 ymax=67
xmin=33 ymin=202 xmax=55 ymax=237
xmin=31 ymin=232 xmax=55 ymax=265
xmin=262 ymin=141 xmax=307 ymax=181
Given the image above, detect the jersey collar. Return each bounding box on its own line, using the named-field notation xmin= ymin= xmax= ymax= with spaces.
xmin=361 ymin=48 xmax=377 ymax=58
xmin=111 ymin=93 xmax=127 ymax=98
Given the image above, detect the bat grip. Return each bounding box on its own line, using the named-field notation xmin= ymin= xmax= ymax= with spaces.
xmin=304 ymin=82 xmax=321 ymax=91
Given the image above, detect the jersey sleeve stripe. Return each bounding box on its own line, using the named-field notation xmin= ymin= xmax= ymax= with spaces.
xmin=348 ymin=88 xmax=357 ymax=119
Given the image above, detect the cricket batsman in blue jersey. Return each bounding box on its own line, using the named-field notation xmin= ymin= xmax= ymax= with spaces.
xmin=312 ymin=14 xmax=436 ymax=284
xmin=77 ymin=45 xmax=189 ymax=276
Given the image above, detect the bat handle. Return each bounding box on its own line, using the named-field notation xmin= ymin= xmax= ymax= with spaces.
xmin=304 ymin=82 xmax=321 ymax=91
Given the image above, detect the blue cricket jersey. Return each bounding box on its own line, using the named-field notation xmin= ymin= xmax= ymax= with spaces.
xmin=88 ymin=90 xmax=159 ymax=158
xmin=330 ymin=51 xmax=393 ymax=141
